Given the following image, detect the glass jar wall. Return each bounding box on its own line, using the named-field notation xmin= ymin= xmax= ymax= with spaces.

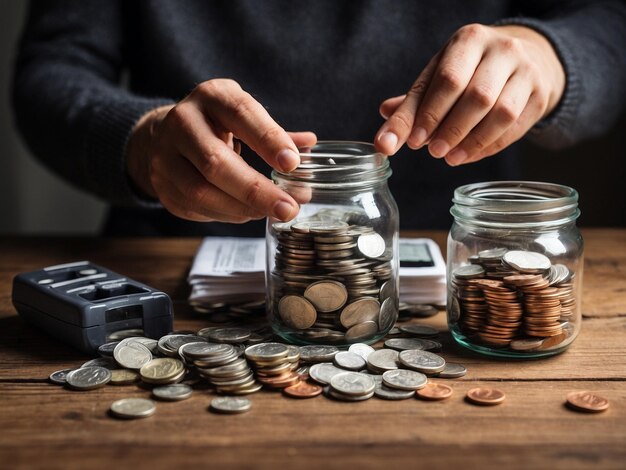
xmin=447 ymin=181 xmax=583 ymax=358
xmin=266 ymin=141 xmax=399 ymax=346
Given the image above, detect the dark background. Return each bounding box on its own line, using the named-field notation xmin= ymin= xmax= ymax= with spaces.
xmin=1 ymin=1 xmax=624 ymax=234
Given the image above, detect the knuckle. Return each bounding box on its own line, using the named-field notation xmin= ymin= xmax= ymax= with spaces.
xmin=500 ymin=37 xmax=523 ymax=54
xmin=199 ymin=151 xmax=225 ymax=180
xmin=388 ymin=111 xmax=414 ymax=134
xmin=230 ymin=94 xmax=255 ymax=121
xmin=196 ymin=78 xmax=240 ymax=98
xmin=467 ymin=131 xmax=489 ymax=150
xmin=445 ymin=126 xmax=464 ymax=139
xmin=467 ymin=84 xmax=496 ymax=108
xmin=166 ymin=104 xmax=190 ymax=129
xmin=258 ymin=125 xmax=286 ymax=148
xmin=243 ymin=179 xmax=264 ymax=207
xmin=408 ymin=80 xmax=428 ymax=97
xmin=436 ymin=67 xmax=464 ymax=92
xmin=494 ymin=101 xmax=519 ymax=124
xmin=420 ymin=110 xmax=441 ymax=128
xmin=457 ymin=23 xmax=486 ymax=41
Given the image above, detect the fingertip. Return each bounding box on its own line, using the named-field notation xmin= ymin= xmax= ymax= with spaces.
xmin=273 ymin=199 xmax=299 ymax=221
xmin=375 ymin=131 xmax=399 ymax=156
xmin=276 ymin=148 xmax=301 ymax=172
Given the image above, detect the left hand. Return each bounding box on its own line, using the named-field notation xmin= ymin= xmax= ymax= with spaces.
xmin=374 ymin=24 xmax=566 ymax=165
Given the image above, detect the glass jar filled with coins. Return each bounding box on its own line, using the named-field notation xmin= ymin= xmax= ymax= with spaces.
xmin=447 ymin=181 xmax=583 ymax=358
xmin=266 ymin=141 xmax=399 ymax=346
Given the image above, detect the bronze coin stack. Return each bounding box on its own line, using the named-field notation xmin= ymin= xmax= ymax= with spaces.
xmin=451 ymin=248 xmax=576 ymax=351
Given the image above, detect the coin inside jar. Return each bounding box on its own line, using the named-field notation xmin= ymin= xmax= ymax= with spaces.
xmin=304 ymin=281 xmax=348 ymax=313
xmin=278 ymin=295 xmax=317 ymax=329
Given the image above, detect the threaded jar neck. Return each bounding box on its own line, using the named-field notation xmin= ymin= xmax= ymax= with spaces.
xmin=272 ymin=141 xmax=391 ymax=190
xmin=451 ymin=181 xmax=580 ymax=229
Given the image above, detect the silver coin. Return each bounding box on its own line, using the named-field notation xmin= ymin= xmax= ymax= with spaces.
xmin=207 ymin=327 xmax=252 ymax=343
xmin=245 ymin=342 xmax=289 ymax=361
xmin=399 ymin=324 xmax=439 ymax=338
xmin=453 ymin=265 xmax=485 ymax=279
xmin=478 ymin=247 xmax=508 ymax=260
xmin=298 ymin=345 xmax=339 ymax=363
xmin=345 ymin=321 xmax=378 ymax=341
xmin=398 ymin=350 xmax=446 ymax=374
xmin=49 ymin=368 xmax=72 ymax=385
xmin=357 ymin=233 xmax=386 ymax=258
xmin=127 ymin=337 xmax=159 ymax=354
xmin=330 ymin=372 xmax=376 ymax=396
xmin=333 ymin=351 xmax=367 ymax=371
xmin=152 ymin=384 xmax=193 ymax=401
xmin=165 ymin=334 xmax=208 ymax=351
xmin=81 ymin=357 xmax=119 ymax=370
xmin=382 ymin=369 xmax=428 ymax=390
xmin=97 ymin=342 xmax=119 ymax=357
xmin=348 ymin=343 xmax=376 ymax=361
xmin=384 ymin=338 xmax=428 ymax=351
xmin=66 ymin=366 xmax=112 ymax=390
xmin=503 ymin=250 xmax=551 ymax=273
xmin=437 ymin=362 xmax=467 ymax=379
xmin=367 ymin=349 xmax=399 ymax=372
xmin=378 ymin=297 xmax=397 ymax=332
xmin=182 ymin=342 xmax=233 ymax=359
xmin=374 ymin=385 xmax=416 ymax=400
xmin=210 ymin=396 xmax=252 ymax=414
xmin=309 ymin=362 xmax=346 ymax=385
xmin=114 ymin=341 xmax=153 ymax=370
xmin=110 ymin=397 xmax=156 ymax=419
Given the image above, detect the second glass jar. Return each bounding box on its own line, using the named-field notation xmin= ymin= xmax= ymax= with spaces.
xmin=266 ymin=141 xmax=399 ymax=346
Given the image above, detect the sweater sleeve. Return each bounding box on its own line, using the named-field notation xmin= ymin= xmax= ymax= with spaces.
xmin=497 ymin=1 xmax=626 ymax=150
xmin=12 ymin=0 xmax=173 ymax=207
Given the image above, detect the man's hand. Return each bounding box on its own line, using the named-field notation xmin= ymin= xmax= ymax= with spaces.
xmin=127 ymin=78 xmax=316 ymax=222
xmin=374 ymin=24 xmax=566 ymax=165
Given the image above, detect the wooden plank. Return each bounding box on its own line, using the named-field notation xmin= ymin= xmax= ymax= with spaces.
xmin=0 ymin=380 xmax=624 ymax=469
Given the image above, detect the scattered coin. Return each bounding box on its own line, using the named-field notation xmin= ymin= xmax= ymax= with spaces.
xmin=49 ymin=369 xmax=72 ymax=385
xmin=566 ymin=391 xmax=609 ymax=413
xmin=367 ymin=349 xmax=399 ymax=373
xmin=416 ymin=382 xmax=453 ymax=400
xmin=437 ymin=363 xmax=467 ymax=379
xmin=110 ymin=398 xmax=156 ymax=419
xmin=97 ymin=341 xmax=119 ymax=357
xmin=65 ymin=366 xmax=112 ymax=391
xmin=114 ymin=340 xmax=153 ymax=370
xmin=348 ymin=343 xmax=376 ymax=361
xmin=210 ymin=396 xmax=252 ymax=414
xmin=309 ymin=362 xmax=346 ymax=385
xmin=382 ymin=369 xmax=428 ymax=391
xmin=109 ymin=369 xmax=141 ymax=385
xmin=466 ymin=387 xmax=506 ymax=406
xmin=398 ymin=324 xmax=439 ymax=338
xmin=330 ymin=372 xmax=376 ymax=397
xmin=140 ymin=358 xmax=185 ymax=384
xmin=333 ymin=351 xmax=367 ymax=371
xmin=82 ymin=357 xmax=119 ymax=370
xmin=398 ymin=350 xmax=446 ymax=374
xmin=299 ymin=345 xmax=339 ymax=363
xmin=152 ymin=384 xmax=193 ymax=401
xmin=374 ymin=385 xmax=416 ymax=400
xmin=283 ymin=381 xmax=323 ymax=399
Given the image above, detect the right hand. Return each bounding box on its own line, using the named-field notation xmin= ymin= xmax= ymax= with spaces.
xmin=127 ymin=78 xmax=317 ymax=223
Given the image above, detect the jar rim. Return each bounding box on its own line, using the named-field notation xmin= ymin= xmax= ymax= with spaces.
xmin=451 ymin=181 xmax=580 ymax=228
xmin=272 ymin=140 xmax=391 ymax=189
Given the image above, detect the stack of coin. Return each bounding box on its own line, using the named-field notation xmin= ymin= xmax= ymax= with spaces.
xmin=244 ymin=343 xmax=301 ymax=390
xmin=270 ymin=212 xmax=398 ymax=344
xmin=451 ymin=248 xmax=577 ymax=351
xmin=187 ymin=343 xmax=261 ymax=394
xmin=140 ymin=357 xmax=187 ymax=385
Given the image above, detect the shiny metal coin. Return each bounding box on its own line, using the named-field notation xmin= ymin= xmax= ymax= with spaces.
xmin=49 ymin=368 xmax=72 ymax=385
xmin=503 ymin=250 xmax=551 ymax=273
xmin=348 ymin=343 xmax=376 ymax=361
xmin=367 ymin=349 xmax=399 ymax=373
xmin=140 ymin=358 xmax=185 ymax=383
xmin=382 ymin=369 xmax=428 ymax=390
xmin=340 ymin=298 xmax=380 ymax=328
xmin=113 ymin=340 xmax=152 ymax=370
xmin=309 ymin=362 xmax=346 ymax=385
xmin=437 ymin=362 xmax=467 ymax=379
xmin=245 ymin=343 xmax=289 ymax=362
xmin=97 ymin=342 xmax=119 ymax=357
xmin=398 ymin=350 xmax=446 ymax=374
xmin=81 ymin=357 xmax=119 ymax=370
xmin=345 ymin=321 xmax=378 ymax=341
xmin=66 ymin=366 xmax=111 ymax=390
xmin=278 ymin=295 xmax=317 ymax=329
xmin=152 ymin=384 xmax=193 ymax=401
xmin=357 ymin=233 xmax=386 ymax=258
xmin=109 ymin=368 xmax=140 ymax=385
xmin=110 ymin=398 xmax=156 ymax=419
xmin=399 ymin=324 xmax=439 ymax=338
xmin=374 ymin=385 xmax=416 ymax=400
xmin=330 ymin=372 xmax=376 ymax=396
xmin=453 ymin=265 xmax=485 ymax=279
xmin=333 ymin=351 xmax=367 ymax=371
xmin=299 ymin=345 xmax=339 ymax=363
xmin=209 ymin=396 xmax=252 ymax=414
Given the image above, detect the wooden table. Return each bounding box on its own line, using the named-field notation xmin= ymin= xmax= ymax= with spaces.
xmin=1 ymin=230 xmax=624 ymax=469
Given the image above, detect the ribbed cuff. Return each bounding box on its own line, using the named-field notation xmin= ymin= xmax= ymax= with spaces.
xmin=495 ymin=17 xmax=582 ymax=149
xmin=84 ymin=95 xmax=174 ymax=208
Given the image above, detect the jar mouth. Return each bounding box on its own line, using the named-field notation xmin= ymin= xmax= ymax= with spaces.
xmin=272 ymin=141 xmax=391 ymax=189
xmin=451 ymin=181 xmax=580 ymax=228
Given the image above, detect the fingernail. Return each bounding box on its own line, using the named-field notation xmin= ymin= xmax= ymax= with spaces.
xmin=429 ymin=139 xmax=450 ymax=158
xmin=447 ymin=148 xmax=467 ymax=166
xmin=273 ymin=200 xmax=296 ymax=221
xmin=276 ymin=149 xmax=300 ymax=172
xmin=378 ymin=132 xmax=398 ymax=154
xmin=412 ymin=127 xmax=428 ymax=148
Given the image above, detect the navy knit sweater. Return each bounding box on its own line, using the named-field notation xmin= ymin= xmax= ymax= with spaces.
xmin=12 ymin=1 xmax=626 ymax=235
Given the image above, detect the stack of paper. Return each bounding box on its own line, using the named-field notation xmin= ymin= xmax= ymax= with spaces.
xmin=188 ymin=237 xmax=447 ymax=309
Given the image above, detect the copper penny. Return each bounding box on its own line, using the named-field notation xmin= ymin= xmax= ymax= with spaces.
xmin=466 ymin=387 xmax=506 ymax=406
xmin=566 ymin=391 xmax=609 ymax=413
xmin=416 ymin=382 xmax=453 ymax=401
xmin=283 ymin=381 xmax=323 ymax=399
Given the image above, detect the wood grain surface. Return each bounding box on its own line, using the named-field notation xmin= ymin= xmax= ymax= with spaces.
xmin=0 ymin=229 xmax=624 ymax=470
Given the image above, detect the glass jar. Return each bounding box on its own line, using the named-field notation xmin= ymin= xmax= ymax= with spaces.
xmin=266 ymin=141 xmax=399 ymax=346
xmin=447 ymin=181 xmax=583 ymax=358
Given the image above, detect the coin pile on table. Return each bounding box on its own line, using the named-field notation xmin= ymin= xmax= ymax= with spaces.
xmin=451 ymin=248 xmax=577 ymax=351
xmin=270 ymin=212 xmax=398 ymax=344
xmin=244 ymin=342 xmax=301 ymax=390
